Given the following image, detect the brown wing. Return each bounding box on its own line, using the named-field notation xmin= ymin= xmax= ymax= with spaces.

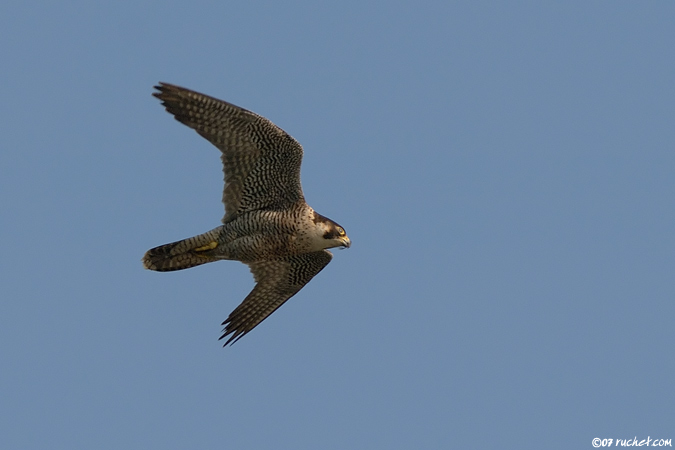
xmin=219 ymin=251 xmax=333 ymax=345
xmin=153 ymin=82 xmax=306 ymax=223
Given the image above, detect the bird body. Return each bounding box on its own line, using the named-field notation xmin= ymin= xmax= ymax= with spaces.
xmin=144 ymin=206 xmax=337 ymax=268
xmin=142 ymin=83 xmax=350 ymax=345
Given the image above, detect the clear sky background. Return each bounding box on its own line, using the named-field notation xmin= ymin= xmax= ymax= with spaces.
xmin=1 ymin=2 xmax=673 ymax=449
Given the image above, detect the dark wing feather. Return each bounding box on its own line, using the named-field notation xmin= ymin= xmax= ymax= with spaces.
xmin=153 ymin=82 xmax=305 ymax=222
xmin=220 ymin=251 xmax=333 ymax=345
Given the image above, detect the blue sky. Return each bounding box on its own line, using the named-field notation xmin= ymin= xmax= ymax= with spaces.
xmin=1 ymin=2 xmax=674 ymax=449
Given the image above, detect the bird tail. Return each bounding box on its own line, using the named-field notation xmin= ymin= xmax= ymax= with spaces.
xmin=142 ymin=229 xmax=222 ymax=272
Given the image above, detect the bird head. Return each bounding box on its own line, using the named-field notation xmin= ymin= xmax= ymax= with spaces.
xmin=313 ymin=212 xmax=351 ymax=250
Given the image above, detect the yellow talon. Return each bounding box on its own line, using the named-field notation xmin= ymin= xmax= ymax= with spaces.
xmin=194 ymin=241 xmax=218 ymax=252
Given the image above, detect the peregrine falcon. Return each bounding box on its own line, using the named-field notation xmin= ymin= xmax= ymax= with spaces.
xmin=142 ymin=83 xmax=351 ymax=345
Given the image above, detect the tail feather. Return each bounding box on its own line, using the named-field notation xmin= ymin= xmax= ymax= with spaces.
xmin=143 ymin=229 xmax=222 ymax=272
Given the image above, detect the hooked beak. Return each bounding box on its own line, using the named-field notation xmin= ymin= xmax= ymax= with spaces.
xmin=340 ymin=236 xmax=351 ymax=249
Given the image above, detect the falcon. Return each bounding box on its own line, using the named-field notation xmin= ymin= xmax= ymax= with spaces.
xmin=142 ymin=83 xmax=351 ymax=345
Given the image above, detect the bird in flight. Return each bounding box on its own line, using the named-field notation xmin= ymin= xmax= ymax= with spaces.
xmin=143 ymin=83 xmax=351 ymax=345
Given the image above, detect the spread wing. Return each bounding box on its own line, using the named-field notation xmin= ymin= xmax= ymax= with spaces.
xmin=153 ymin=82 xmax=306 ymax=223
xmin=219 ymin=251 xmax=333 ymax=345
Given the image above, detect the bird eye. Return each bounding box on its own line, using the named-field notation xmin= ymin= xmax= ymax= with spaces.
xmin=336 ymin=226 xmax=345 ymax=236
